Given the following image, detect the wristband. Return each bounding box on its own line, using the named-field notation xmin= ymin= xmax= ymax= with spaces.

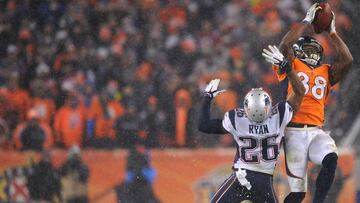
xmin=285 ymin=66 xmax=292 ymax=74
xmin=302 ymin=20 xmax=311 ymax=24
xmin=203 ymin=93 xmax=213 ymax=100
xmin=280 ymin=60 xmax=292 ymax=74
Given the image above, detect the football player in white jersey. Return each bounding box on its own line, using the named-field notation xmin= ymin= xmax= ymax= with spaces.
xmin=198 ymin=46 xmax=305 ymax=203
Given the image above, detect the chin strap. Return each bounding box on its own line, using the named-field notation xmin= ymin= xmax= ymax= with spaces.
xmin=300 ymin=56 xmax=320 ymax=67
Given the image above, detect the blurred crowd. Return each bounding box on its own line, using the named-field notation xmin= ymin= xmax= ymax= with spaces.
xmin=0 ymin=0 xmax=358 ymax=150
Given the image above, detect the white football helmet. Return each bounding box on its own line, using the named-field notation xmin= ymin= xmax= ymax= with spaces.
xmin=243 ymin=88 xmax=272 ymax=124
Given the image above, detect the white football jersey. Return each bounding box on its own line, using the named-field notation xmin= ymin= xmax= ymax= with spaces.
xmin=222 ymin=101 xmax=293 ymax=175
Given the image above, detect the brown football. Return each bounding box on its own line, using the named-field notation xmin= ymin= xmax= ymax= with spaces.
xmin=312 ymin=3 xmax=333 ymax=34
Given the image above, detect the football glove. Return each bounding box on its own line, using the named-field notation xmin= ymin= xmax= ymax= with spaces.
xmin=328 ymin=12 xmax=336 ymax=34
xmin=262 ymin=45 xmax=292 ymax=74
xmin=204 ymin=79 xmax=226 ymax=99
xmin=303 ymin=3 xmax=322 ymax=24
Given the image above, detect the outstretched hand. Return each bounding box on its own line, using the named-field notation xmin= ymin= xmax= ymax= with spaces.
xmin=262 ymin=45 xmax=292 ymax=74
xmin=303 ymin=3 xmax=322 ymax=24
xmin=204 ymin=79 xmax=226 ymax=99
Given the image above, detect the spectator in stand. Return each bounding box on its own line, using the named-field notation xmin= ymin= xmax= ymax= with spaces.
xmin=29 ymin=80 xmax=56 ymax=125
xmin=116 ymin=105 xmax=140 ymax=148
xmin=138 ymin=96 xmax=163 ymax=148
xmin=92 ymin=89 xmax=124 ymax=148
xmin=54 ymin=94 xmax=85 ymax=148
xmin=0 ymin=88 xmax=12 ymax=123
xmin=132 ymin=62 xmax=156 ymax=110
xmin=12 ymin=109 xmax=53 ymax=151
xmin=213 ymin=71 xmax=238 ymax=113
xmin=174 ymin=87 xmax=192 ymax=147
xmin=60 ymin=145 xmax=89 ymax=203
xmin=81 ymin=84 xmax=102 ymax=144
xmin=5 ymin=73 xmax=31 ymax=130
xmin=0 ymin=117 xmax=10 ymax=150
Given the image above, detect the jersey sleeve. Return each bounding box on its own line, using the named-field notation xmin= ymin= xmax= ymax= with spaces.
xmin=222 ymin=109 xmax=236 ymax=135
xmin=277 ymin=101 xmax=294 ymax=129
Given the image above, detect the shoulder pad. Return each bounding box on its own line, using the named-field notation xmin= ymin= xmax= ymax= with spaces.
xmin=235 ymin=108 xmax=246 ymax=117
xmin=271 ymin=104 xmax=278 ymax=115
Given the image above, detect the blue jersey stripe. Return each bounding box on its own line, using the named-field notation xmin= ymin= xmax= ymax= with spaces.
xmin=279 ymin=77 xmax=289 ymax=101
xmin=278 ymin=101 xmax=286 ymax=128
xmin=233 ymin=144 xmax=240 ymax=165
xmin=229 ymin=110 xmax=236 ymax=130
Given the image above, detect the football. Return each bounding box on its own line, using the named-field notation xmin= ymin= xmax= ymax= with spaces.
xmin=312 ymin=3 xmax=333 ymax=34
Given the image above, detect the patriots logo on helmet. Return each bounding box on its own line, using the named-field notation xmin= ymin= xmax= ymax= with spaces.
xmin=243 ymin=88 xmax=272 ymax=124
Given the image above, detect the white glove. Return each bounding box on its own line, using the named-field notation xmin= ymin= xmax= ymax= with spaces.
xmin=328 ymin=12 xmax=336 ymax=34
xmin=204 ymin=79 xmax=226 ymax=99
xmin=262 ymin=45 xmax=292 ymax=73
xmin=262 ymin=45 xmax=285 ymax=66
xmin=303 ymin=3 xmax=322 ymax=24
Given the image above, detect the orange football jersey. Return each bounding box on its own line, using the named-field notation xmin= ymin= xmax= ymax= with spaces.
xmin=274 ymin=58 xmax=332 ymax=126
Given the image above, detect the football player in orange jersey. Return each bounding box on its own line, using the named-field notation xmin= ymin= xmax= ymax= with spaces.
xmin=265 ymin=3 xmax=353 ymax=203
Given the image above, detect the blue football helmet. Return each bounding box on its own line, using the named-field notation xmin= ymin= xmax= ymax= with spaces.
xmin=292 ymin=36 xmax=323 ymax=67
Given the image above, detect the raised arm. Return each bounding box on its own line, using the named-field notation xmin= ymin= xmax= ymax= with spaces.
xmin=263 ymin=46 xmax=305 ymax=113
xmin=279 ymin=3 xmax=321 ymax=61
xmin=198 ymin=79 xmax=228 ymax=134
xmin=279 ymin=23 xmax=309 ymax=61
xmin=327 ymin=13 xmax=353 ymax=85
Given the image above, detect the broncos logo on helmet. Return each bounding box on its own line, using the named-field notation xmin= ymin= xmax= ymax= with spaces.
xmin=292 ymin=36 xmax=323 ymax=67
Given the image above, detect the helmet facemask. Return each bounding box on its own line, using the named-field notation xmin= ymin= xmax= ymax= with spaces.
xmin=301 ymin=43 xmax=322 ymax=66
xmin=293 ymin=36 xmax=323 ymax=67
xmin=243 ymin=88 xmax=272 ymax=124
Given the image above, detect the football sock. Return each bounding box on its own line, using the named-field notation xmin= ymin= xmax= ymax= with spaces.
xmin=284 ymin=192 xmax=306 ymax=203
xmin=313 ymin=152 xmax=338 ymax=203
